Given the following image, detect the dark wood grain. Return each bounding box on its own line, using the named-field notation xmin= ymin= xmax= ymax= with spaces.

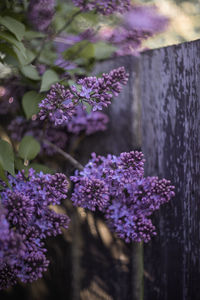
xmin=141 ymin=39 xmax=200 ymax=300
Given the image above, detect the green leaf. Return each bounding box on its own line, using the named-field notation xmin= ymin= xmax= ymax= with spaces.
xmin=20 ymin=65 xmax=40 ymax=80
xmin=22 ymin=91 xmax=44 ymax=119
xmin=84 ymin=102 xmax=92 ymax=113
xmin=0 ymin=16 xmax=25 ymax=41
xmin=29 ymin=163 xmax=53 ymax=174
xmin=40 ymin=70 xmax=59 ymax=92
xmin=0 ymin=43 xmax=15 ymax=58
xmin=14 ymin=156 xmax=29 ymax=176
xmin=18 ymin=136 xmax=40 ymax=161
xmin=0 ymin=139 xmax=15 ymax=176
xmin=24 ymin=30 xmax=45 ymax=40
xmin=64 ymin=40 xmax=94 ymax=61
xmin=39 ymin=48 xmax=57 ymax=65
xmin=15 ymin=157 xmax=53 ymax=175
xmin=13 ymin=47 xmax=35 ymax=65
xmin=0 ymin=162 xmax=9 ymax=184
xmin=0 ymin=32 xmax=27 ymax=58
xmin=14 ymin=156 xmax=26 ymax=171
xmin=94 ymin=42 xmax=116 ymax=60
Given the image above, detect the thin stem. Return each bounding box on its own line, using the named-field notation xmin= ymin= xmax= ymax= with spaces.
xmin=56 ymin=10 xmax=81 ymax=36
xmin=43 ymin=139 xmax=84 ymax=171
xmin=34 ymin=10 xmax=81 ymax=62
xmin=68 ymin=25 xmax=101 ymax=61
xmin=69 ymin=133 xmax=85 ymax=156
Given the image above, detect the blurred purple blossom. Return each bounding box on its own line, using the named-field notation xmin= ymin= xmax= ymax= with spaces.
xmin=100 ymin=5 xmax=169 ymax=56
xmin=72 ymin=0 xmax=130 ymax=15
xmin=28 ymin=0 xmax=55 ymax=32
xmin=55 ymin=57 xmax=77 ymax=71
xmin=8 ymin=116 xmax=68 ymax=156
xmin=124 ymin=5 xmax=169 ymax=34
xmin=67 ymin=105 xmax=109 ymax=135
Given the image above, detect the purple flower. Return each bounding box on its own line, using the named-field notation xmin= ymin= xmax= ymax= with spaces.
xmin=0 ymin=264 xmax=17 ymax=290
xmin=38 ymin=67 xmax=128 ymax=126
xmin=72 ymin=0 xmax=130 ymax=15
xmin=85 ymin=111 xmax=109 ymax=135
xmin=55 ymin=57 xmax=77 ymax=71
xmin=124 ymin=5 xmax=169 ymax=34
xmin=76 ymin=67 xmax=129 ymax=110
xmin=0 ymin=169 xmax=70 ymax=290
xmin=67 ymin=105 xmax=109 ymax=135
xmin=70 ymin=152 xmax=175 ymax=242
xmin=80 ymin=86 xmax=93 ymax=99
xmin=28 ymin=0 xmax=55 ymax=32
xmin=106 ymin=177 xmax=175 ymax=242
xmin=103 ymin=5 xmax=169 ymax=56
xmin=38 ymin=83 xmax=75 ymax=126
xmin=71 ymin=176 xmax=109 ymax=211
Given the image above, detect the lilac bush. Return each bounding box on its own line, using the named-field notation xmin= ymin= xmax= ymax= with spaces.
xmin=0 ymin=0 xmax=172 ymax=291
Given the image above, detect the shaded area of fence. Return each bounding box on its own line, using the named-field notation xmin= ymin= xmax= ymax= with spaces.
xmin=141 ymin=39 xmax=200 ymax=300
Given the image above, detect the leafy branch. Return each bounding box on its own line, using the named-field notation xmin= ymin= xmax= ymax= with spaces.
xmin=43 ymin=139 xmax=84 ymax=171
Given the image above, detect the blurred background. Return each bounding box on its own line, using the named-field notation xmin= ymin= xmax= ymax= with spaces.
xmin=135 ymin=0 xmax=200 ymax=48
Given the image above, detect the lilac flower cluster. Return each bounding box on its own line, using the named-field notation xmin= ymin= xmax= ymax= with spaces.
xmin=103 ymin=5 xmax=169 ymax=56
xmin=39 ymin=83 xmax=76 ymax=126
xmin=38 ymin=67 xmax=128 ymax=126
xmin=67 ymin=105 xmax=109 ymax=135
xmin=72 ymin=0 xmax=130 ymax=15
xmin=71 ymin=152 xmax=175 ymax=242
xmin=0 ymin=169 xmax=70 ymax=289
xmin=124 ymin=5 xmax=169 ymax=34
xmin=75 ymin=67 xmax=129 ymax=111
xmin=28 ymin=0 xmax=55 ymax=32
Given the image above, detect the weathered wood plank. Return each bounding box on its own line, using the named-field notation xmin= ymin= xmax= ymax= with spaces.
xmin=141 ymin=39 xmax=200 ymax=300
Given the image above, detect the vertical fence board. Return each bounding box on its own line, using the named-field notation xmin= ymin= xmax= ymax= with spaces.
xmin=141 ymin=39 xmax=200 ymax=300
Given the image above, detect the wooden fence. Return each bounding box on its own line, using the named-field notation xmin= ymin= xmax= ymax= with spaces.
xmin=141 ymin=39 xmax=200 ymax=300
xmin=0 ymin=38 xmax=200 ymax=300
